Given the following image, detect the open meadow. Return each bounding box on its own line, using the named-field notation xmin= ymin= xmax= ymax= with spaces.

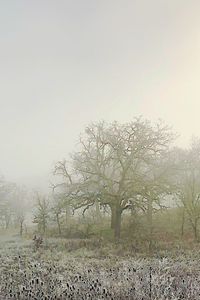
xmin=1 ymin=233 xmax=200 ymax=300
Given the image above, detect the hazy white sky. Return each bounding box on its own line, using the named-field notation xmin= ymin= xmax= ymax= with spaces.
xmin=0 ymin=0 xmax=200 ymax=190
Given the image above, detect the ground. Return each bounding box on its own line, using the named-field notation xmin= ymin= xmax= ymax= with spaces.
xmin=0 ymin=232 xmax=200 ymax=299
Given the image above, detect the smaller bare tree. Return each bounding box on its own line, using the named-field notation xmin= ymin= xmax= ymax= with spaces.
xmin=33 ymin=193 xmax=50 ymax=235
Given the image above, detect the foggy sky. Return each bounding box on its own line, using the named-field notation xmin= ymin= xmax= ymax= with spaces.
xmin=0 ymin=0 xmax=200 ymax=191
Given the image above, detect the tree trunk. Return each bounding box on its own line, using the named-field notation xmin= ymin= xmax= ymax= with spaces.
xmin=65 ymin=207 xmax=70 ymax=225
xmin=5 ymin=215 xmax=10 ymax=229
xmin=5 ymin=220 xmax=9 ymax=229
xmin=147 ymin=199 xmax=153 ymax=253
xmin=114 ymin=209 xmax=122 ymax=240
xmin=20 ymin=221 xmax=23 ymax=236
xmin=191 ymin=219 xmax=199 ymax=241
xmin=42 ymin=219 xmax=46 ymax=234
xmin=110 ymin=204 xmax=122 ymax=240
xmin=111 ymin=206 xmax=116 ymax=229
xmin=180 ymin=208 xmax=185 ymax=238
xmin=194 ymin=219 xmax=198 ymax=241
xmin=95 ymin=200 xmax=101 ymax=222
xmin=56 ymin=213 xmax=61 ymax=236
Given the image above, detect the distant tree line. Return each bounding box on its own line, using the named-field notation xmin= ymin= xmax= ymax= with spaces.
xmin=0 ymin=178 xmax=27 ymax=235
xmin=2 ymin=117 xmax=200 ymax=249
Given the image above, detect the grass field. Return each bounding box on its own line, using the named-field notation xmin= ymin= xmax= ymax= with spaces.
xmin=1 ymin=232 xmax=200 ymax=299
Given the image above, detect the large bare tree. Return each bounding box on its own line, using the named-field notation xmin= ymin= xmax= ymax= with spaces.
xmin=53 ymin=118 xmax=174 ymax=239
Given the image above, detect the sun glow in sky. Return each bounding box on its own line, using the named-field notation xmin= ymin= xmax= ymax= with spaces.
xmin=0 ymin=0 xmax=200 ymax=190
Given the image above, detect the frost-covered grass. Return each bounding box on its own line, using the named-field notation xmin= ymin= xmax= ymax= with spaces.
xmin=1 ymin=234 xmax=200 ymax=299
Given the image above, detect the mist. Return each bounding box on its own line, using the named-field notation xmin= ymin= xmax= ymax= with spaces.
xmin=1 ymin=1 xmax=200 ymax=299
xmin=0 ymin=0 xmax=200 ymax=190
